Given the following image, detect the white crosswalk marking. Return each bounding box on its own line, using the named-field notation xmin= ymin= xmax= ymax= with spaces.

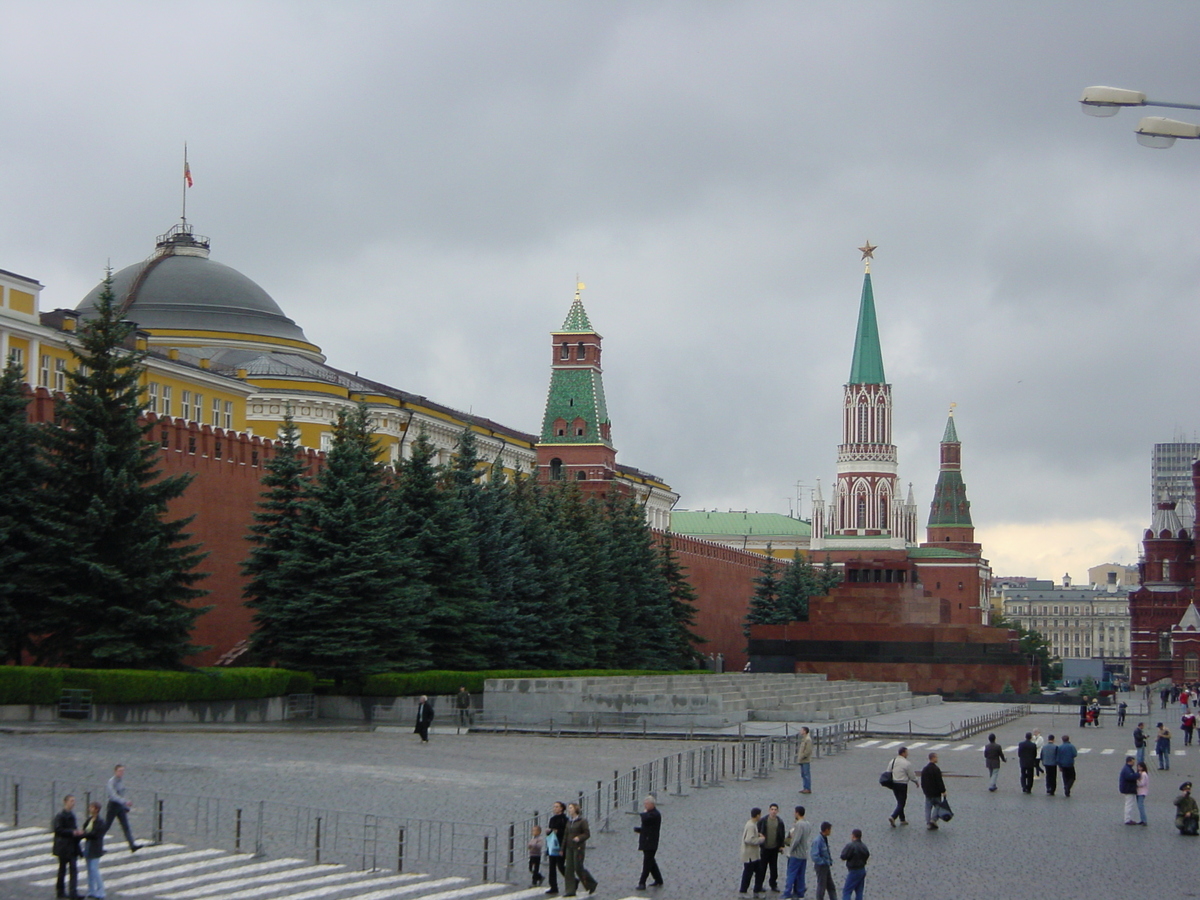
xmin=879 ymin=741 xmax=902 ymax=749
xmin=412 ymin=884 xmax=512 ymax=900
xmin=192 ymin=867 xmax=385 ymax=900
xmin=163 ymin=862 xmax=347 ymax=899
xmin=326 ymin=877 xmax=468 ymax=900
xmin=928 ymin=743 xmax=948 ymax=750
xmin=906 ymin=742 xmax=927 ymax=750
xmin=952 ymin=744 xmax=973 ymax=751
xmin=104 ymin=851 xmax=257 ymax=887
xmin=282 ymin=873 xmax=439 ymax=900
xmin=1177 ymin=749 xmax=1187 ymax=755
xmin=855 ymin=740 xmax=881 ymax=747
xmin=119 ymin=856 xmax=306 ymax=895
xmin=1003 ymin=746 xmax=1017 ymax=752
xmin=1077 ymin=748 xmax=1092 ymax=754
xmin=1101 ymin=748 xmax=1115 ymax=754
xmin=32 ymin=849 xmax=224 ymax=886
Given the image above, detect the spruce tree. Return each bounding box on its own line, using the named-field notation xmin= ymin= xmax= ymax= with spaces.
xmin=34 ymin=275 xmax=208 ymax=668
xmin=604 ymin=492 xmax=668 ymax=667
xmin=0 ymin=358 xmax=49 ymax=663
xmin=777 ymin=550 xmax=841 ymax=622
xmin=509 ymin=474 xmax=577 ymax=668
xmin=395 ymin=430 xmax=490 ymax=668
xmin=744 ymin=543 xmax=785 ymax=636
xmin=275 ymin=405 xmax=428 ymax=683
xmin=658 ymin=534 xmax=705 ymax=669
xmin=243 ymin=410 xmax=312 ymax=660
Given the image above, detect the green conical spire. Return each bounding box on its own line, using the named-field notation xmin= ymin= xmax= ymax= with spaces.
xmin=928 ymin=413 xmax=972 ymax=528
xmin=560 ymin=292 xmax=593 ymax=333
xmin=848 ymin=272 xmax=886 ymax=385
xmin=942 ymin=413 xmax=959 ymax=443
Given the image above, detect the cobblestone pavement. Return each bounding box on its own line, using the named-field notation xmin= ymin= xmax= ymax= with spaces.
xmin=3 ymin=710 xmax=1200 ymax=900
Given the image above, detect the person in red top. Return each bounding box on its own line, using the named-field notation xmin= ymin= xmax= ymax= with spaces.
xmin=1183 ymin=712 xmax=1196 ymax=747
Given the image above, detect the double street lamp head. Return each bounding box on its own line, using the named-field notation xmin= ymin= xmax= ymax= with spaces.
xmin=1081 ymin=85 xmax=1200 ymax=149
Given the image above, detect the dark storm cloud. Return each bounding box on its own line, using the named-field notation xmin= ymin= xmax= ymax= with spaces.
xmin=2 ymin=0 xmax=1199 ymax=575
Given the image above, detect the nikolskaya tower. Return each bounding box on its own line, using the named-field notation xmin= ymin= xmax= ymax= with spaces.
xmin=811 ymin=243 xmax=919 ymax=550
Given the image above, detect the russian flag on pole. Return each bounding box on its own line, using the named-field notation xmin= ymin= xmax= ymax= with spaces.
xmin=184 ymin=160 xmax=193 ymax=188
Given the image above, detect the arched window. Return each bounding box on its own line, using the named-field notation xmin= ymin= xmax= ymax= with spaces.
xmin=559 ymin=342 xmax=569 ymax=359
xmin=553 ymin=417 xmax=567 ymax=437
xmin=855 ymin=493 xmax=867 ymax=528
xmin=858 ymin=404 xmax=868 ymax=443
xmin=1159 ymin=630 xmax=1173 ymax=659
xmin=575 ymin=470 xmax=587 ymax=481
xmin=549 ymin=458 xmax=564 ymax=481
xmin=1187 ymin=653 xmax=1199 ymax=682
xmin=577 ymin=342 xmax=586 ymax=359
xmin=572 ymin=417 xmax=586 ymax=437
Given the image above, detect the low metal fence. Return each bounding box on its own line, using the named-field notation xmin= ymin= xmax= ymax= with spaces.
xmin=855 ymin=704 xmax=1031 ymax=740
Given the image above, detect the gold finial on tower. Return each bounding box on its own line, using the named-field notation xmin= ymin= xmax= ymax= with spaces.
xmin=858 ymin=241 xmax=877 ymax=273
xmin=575 ymin=276 xmax=586 ymax=301
xmin=949 ymin=402 xmax=957 ymax=417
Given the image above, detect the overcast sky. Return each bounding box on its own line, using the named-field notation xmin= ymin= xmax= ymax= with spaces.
xmin=4 ymin=1 xmax=1200 ymax=581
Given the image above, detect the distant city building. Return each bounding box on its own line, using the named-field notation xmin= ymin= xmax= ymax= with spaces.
xmin=1088 ymin=563 xmax=1140 ymax=588
xmin=1152 ymin=441 xmax=1200 ymax=513
xmin=1000 ymin=584 xmax=1131 ymax=676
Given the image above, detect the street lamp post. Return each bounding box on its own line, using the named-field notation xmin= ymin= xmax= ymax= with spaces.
xmin=1080 ymin=85 xmax=1200 ymax=148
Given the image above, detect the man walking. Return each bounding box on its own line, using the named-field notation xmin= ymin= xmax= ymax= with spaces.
xmin=1117 ymin=700 xmax=1128 ymax=727
xmin=920 ymin=752 xmax=946 ymax=830
xmin=634 ymin=795 xmax=662 ymax=890
xmin=810 ymin=821 xmax=836 ymax=900
xmin=563 ymin=802 xmax=596 ymax=896
xmin=103 ymin=765 xmax=140 ymax=852
xmin=1119 ymin=755 xmax=1139 ymax=824
xmin=740 ymin=807 xmax=766 ymax=896
xmin=982 ymin=734 xmax=1005 ymax=792
xmin=782 ymin=806 xmax=812 ymax=899
xmin=414 ymin=695 xmax=434 ymax=743
xmin=454 ymin=686 xmax=472 ymax=731
xmin=887 ymin=747 xmax=918 ymax=825
xmin=1017 ymin=732 xmax=1038 ymax=793
xmin=798 ymin=727 xmax=813 ymax=794
xmin=838 ymin=829 xmax=869 ymax=900
xmin=758 ymin=803 xmax=786 ymax=892
xmin=1133 ymin=722 xmax=1147 ymax=767
xmin=1040 ymin=734 xmax=1059 ymax=796
xmin=1058 ymin=734 xmax=1078 ymax=797
xmin=53 ymin=794 xmax=82 ymax=900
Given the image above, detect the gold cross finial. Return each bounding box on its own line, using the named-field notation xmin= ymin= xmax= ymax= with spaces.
xmin=949 ymin=402 xmax=957 ymax=417
xmin=858 ymin=241 xmax=877 ymax=273
xmin=575 ymin=276 xmax=585 ymax=300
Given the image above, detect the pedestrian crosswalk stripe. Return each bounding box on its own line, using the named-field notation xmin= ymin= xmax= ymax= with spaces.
xmin=163 ymin=862 xmax=348 ymax=899
xmin=1003 ymin=746 xmax=1017 ymax=752
xmin=0 ymin=835 xmax=60 ymax=855
xmin=1177 ymin=749 xmax=1187 ymax=755
xmin=1101 ymin=749 xmax=1115 ymax=754
xmin=478 ymin=888 xmax=547 ymax=900
xmin=283 ymin=873 xmax=441 ymax=900
xmin=856 ymin=740 xmax=881 ymax=747
xmin=906 ymin=742 xmax=927 ymax=750
xmin=1077 ymin=748 xmax=1092 ymax=754
xmin=879 ymin=741 xmax=902 ymax=749
xmin=928 ymin=743 xmax=948 ymax=750
xmin=31 ymin=849 xmax=226 ymax=886
xmin=413 ymin=884 xmax=515 ymax=900
xmin=108 ymin=854 xmax=294 ymax=890
xmin=330 ymin=877 xmax=468 ymax=900
xmin=18 ymin=846 xmax=192 ymax=883
xmin=952 ymin=744 xmax=973 ymax=751
xmin=186 ymin=867 xmax=383 ymax=900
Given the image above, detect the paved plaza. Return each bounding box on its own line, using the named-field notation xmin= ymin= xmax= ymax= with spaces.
xmin=2 ymin=705 xmax=1199 ymax=900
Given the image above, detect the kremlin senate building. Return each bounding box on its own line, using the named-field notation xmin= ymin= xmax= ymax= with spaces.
xmin=1 ymin=222 xmax=1029 ymax=690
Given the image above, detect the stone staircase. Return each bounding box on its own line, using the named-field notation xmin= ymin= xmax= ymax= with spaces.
xmin=483 ymin=673 xmax=941 ymax=728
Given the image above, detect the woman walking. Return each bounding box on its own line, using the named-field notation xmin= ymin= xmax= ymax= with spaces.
xmin=1135 ymin=762 xmax=1150 ymax=826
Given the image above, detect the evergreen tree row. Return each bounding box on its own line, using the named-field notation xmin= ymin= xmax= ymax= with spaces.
xmin=743 ymin=544 xmax=842 ymax=637
xmin=244 ymin=411 xmax=705 ymax=683
xmin=0 ymin=278 xmax=207 ymax=667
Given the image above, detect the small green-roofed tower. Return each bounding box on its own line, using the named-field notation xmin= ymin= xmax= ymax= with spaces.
xmin=536 ymin=282 xmax=617 ymax=492
xmin=926 ymin=406 xmax=975 ymax=543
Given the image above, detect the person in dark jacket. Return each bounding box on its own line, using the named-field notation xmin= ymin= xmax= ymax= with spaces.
xmin=1057 ymin=735 xmax=1078 ymax=797
xmin=81 ymin=800 xmax=108 ymax=900
xmin=1120 ymin=756 xmax=1140 ymax=824
xmin=982 ymin=734 xmax=1005 ymax=792
xmin=838 ymin=829 xmax=869 ymax=900
xmin=52 ymin=794 xmax=81 ymax=900
xmin=563 ymin=802 xmax=596 ymax=897
xmin=920 ymin=753 xmax=947 ymax=830
xmin=1133 ymin=722 xmax=1148 ymax=767
xmin=545 ymin=800 xmax=568 ymax=896
xmin=1017 ymin=733 xmax=1038 ymax=793
xmin=757 ymin=803 xmax=786 ymax=892
xmin=634 ymin=795 xmax=663 ymax=889
xmin=1040 ymin=735 xmax=1059 ymax=796
xmin=414 ymin=695 xmax=434 ymax=743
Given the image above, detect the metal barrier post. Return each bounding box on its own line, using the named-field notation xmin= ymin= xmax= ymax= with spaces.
xmin=314 ymin=816 xmax=322 ymax=864
xmin=12 ymin=783 xmax=18 ymax=828
xmin=397 ymin=826 xmax=405 ymax=872
xmin=155 ymin=797 xmax=164 ymax=844
xmin=507 ymin=821 xmax=515 ymax=877
xmin=236 ymin=808 xmax=242 ymax=853
xmin=483 ymin=834 xmax=490 ymax=882
xmin=255 ymin=800 xmax=265 ymax=857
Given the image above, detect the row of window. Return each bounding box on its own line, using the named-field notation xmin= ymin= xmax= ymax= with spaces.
xmin=146 ymin=383 xmax=232 ymax=429
xmin=559 ymin=342 xmax=589 ymax=361
xmin=1010 ymin=604 xmax=1128 ymax=616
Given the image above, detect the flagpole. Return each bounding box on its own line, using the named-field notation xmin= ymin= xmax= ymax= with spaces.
xmin=181 ymin=142 xmax=188 ymax=227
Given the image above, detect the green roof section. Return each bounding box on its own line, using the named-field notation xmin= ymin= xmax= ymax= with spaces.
xmin=559 ymin=297 xmax=593 ymax=333
xmin=670 ymin=510 xmax=812 ymax=537
xmin=942 ymin=414 xmax=959 ymax=443
xmin=906 ymin=546 xmax=976 ymax=558
xmin=848 ymin=272 xmax=886 ymax=385
xmin=539 ymin=367 xmax=610 ymax=444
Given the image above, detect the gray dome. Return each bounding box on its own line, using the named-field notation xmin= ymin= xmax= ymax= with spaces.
xmin=77 ymin=229 xmax=311 ymax=345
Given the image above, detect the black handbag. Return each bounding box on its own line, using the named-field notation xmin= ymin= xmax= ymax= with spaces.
xmin=879 ymin=758 xmax=896 ymax=788
xmin=934 ymin=798 xmax=954 ymax=822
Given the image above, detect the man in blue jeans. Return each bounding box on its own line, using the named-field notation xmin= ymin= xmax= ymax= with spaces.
xmin=838 ymin=828 xmax=869 ymax=900
xmin=782 ymin=805 xmax=813 ymax=899
xmin=798 ymin=727 xmax=813 ymax=794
